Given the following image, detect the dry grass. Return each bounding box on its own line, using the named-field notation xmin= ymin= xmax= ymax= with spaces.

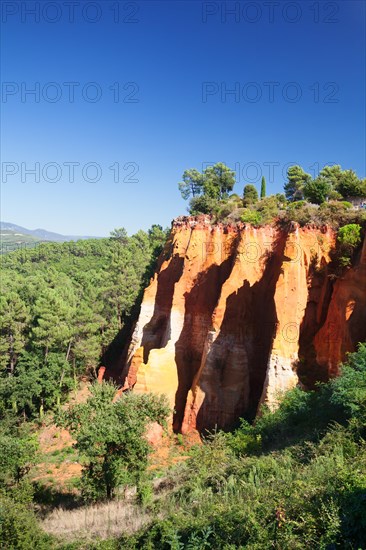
xmin=42 ymin=499 xmax=152 ymax=541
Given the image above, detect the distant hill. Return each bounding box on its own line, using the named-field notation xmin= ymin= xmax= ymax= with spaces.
xmin=0 ymin=222 xmax=101 ymax=254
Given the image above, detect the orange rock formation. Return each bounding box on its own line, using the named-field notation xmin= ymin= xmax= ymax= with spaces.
xmin=121 ymin=217 xmax=366 ymax=433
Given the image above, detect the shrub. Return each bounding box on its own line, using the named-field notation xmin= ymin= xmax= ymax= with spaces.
xmin=243 ymin=184 xmax=259 ymax=206
xmin=59 ymin=382 xmax=170 ymax=502
xmin=338 ymin=224 xmax=362 ymax=248
xmin=281 ymin=203 xmax=319 ymax=226
xmin=255 ymin=195 xmax=285 ymax=224
xmin=215 ymin=200 xmax=237 ymax=220
xmin=337 ymin=223 xmax=362 ymax=267
xmin=188 ymin=195 xmax=217 ymax=215
xmin=0 ymin=494 xmax=52 ymax=549
xmin=240 ymin=210 xmax=262 ymax=225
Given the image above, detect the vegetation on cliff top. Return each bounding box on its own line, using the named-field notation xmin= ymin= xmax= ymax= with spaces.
xmin=178 ymin=162 xmax=366 ymax=229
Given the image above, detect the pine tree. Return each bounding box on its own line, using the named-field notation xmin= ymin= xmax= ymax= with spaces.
xmin=284 ymin=166 xmax=311 ymax=202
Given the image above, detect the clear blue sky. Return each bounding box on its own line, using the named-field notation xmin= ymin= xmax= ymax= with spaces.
xmin=1 ymin=0 xmax=365 ymax=236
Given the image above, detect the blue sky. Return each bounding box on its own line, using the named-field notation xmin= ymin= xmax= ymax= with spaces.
xmin=1 ymin=0 xmax=365 ymax=236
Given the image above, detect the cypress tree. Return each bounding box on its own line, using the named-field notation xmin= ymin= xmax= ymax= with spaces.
xmin=260 ymin=176 xmax=266 ymax=199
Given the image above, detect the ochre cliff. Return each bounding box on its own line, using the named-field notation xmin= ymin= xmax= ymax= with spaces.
xmin=121 ymin=217 xmax=366 ymax=434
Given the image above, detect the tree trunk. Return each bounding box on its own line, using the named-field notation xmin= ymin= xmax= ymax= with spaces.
xmin=59 ymin=340 xmax=72 ymax=392
xmin=73 ymin=358 xmax=77 ymax=393
xmin=8 ymin=332 xmax=14 ymax=375
xmin=65 ymin=340 xmax=72 ymax=362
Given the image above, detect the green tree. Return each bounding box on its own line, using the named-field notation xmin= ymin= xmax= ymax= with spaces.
xmin=338 ymin=224 xmax=362 ymax=248
xmin=337 ymin=224 xmax=362 ymax=267
xmin=32 ymin=284 xmax=76 ymax=358
xmin=0 ymin=225 xmax=168 ymax=421
xmin=72 ymin=300 xmax=104 ymax=374
xmin=178 ymin=163 xmax=236 ymax=212
xmin=303 ymin=177 xmax=331 ymax=204
xmin=334 ymin=170 xmax=366 ymax=198
xmin=59 ymin=382 xmax=170 ymax=501
xmin=284 ymin=165 xmax=312 ymax=202
xmin=0 ymin=495 xmax=51 ymax=549
xmin=243 ymin=184 xmax=259 ymax=206
xmin=0 ymin=416 xmax=38 ymax=487
xmin=319 ymin=165 xmax=344 ymax=187
xmin=178 ymin=169 xmax=204 ymax=200
xmin=260 ymin=176 xmax=266 ymax=199
xmin=148 ymin=224 xmax=168 ymax=255
xmin=6 ymin=352 xmax=73 ymax=418
xmin=0 ymin=285 xmax=30 ymax=375
xmin=318 ymin=165 xmax=366 ymax=199
xmin=202 ymin=163 xmax=236 ymax=200
xmin=109 ymin=227 xmax=128 ymax=245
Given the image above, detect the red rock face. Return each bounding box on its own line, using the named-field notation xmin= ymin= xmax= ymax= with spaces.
xmin=313 ymin=236 xmax=366 ymax=377
xmin=122 ymin=217 xmax=366 ymax=433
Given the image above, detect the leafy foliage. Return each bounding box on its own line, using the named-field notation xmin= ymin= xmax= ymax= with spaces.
xmin=242 ymin=184 xmax=259 ymax=206
xmin=59 ymin=382 xmax=170 ymax=501
xmin=337 ymin=224 xmax=363 ymax=267
xmin=303 ymin=177 xmax=331 ymax=204
xmin=0 ymin=416 xmax=38 ymax=489
xmin=338 ymin=223 xmax=362 ymax=248
xmin=284 ymin=165 xmax=311 ymax=201
xmin=178 ymin=163 xmax=235 ymax=214
xmin=0 ymin=494 xmax=52 ymax=549
xmin=178 ymin=163 xmax=366 ymax=227
xmin=285 ymin=164 xmax=366 ymax=204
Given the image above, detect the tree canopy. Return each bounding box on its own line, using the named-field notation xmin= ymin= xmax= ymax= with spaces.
xmin=284 ymin=166 xmax=312 ymax=202
xmin=285 ymin=164 xmax=366 ymax=204
xmin=59 ymin=382 xmax=170 ymax=501
xmin=178 ymin=163 xmax=236 ymax=213
xmin=243 ymin=184 xmax=259 ymax=206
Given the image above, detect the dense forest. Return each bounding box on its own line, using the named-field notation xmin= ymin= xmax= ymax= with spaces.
xmin=0 ymin=225 xmax=167 ymax=419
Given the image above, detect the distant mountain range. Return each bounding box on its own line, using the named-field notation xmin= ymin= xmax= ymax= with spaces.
xmin=0 ymin=222 xmax=101 ymax=253
xmin=1 ymin=222 xmax=100 ymax=242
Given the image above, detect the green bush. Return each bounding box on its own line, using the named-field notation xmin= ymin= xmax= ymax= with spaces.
xmin=240 ymin=209 xmax=262 ymax=225
xmin=243 ymin=184 xmax=259 ymax=207
xmin=340 ymin=201 xmax=352 ymax=209
xmin=188 ymin=195 xmax=217 ymax=215
xmin=337 ymin=223 xmax=362 ymax=267
xmin=0 ymin=494 xmax=52 ymax=549
xmin=59 ymin=382 xmax=170 ymax=502
xmin=338 ymin=223 xmax=362 ymax=248
xmin=281 ymin=202 xmax=319 ymax=226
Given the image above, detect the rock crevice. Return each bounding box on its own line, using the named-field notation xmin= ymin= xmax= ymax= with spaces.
xmin=122 ymin=217 xmax=366 ymax=433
